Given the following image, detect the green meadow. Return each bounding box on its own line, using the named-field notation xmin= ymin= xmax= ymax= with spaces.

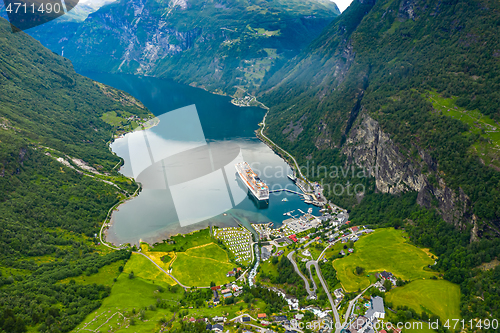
xmin=427 ymin=91 xmax=500 ymax=146
xmin=426 ymin=91 xmax=500 ymax=169
xmin=386 ymin=279 xmax=461 ymax=323
xmin=171 ymin=249 xmax=234 ymax=287
xmin=149 ymin=228 xmax=236 ymax=287
xmin=185 ymin=243 xmax=229 ymax=262
xmin=72 ymin=255 xmax=184 ymax=333
xmin=150 ymin=228 xmax=213 ymax=252
xmin=333 ymin=228 xmax=436 ymax=292
xmin=125 ymin=253 xmax=176 ymax=286
xmin=59 ymin=260 xmax=123 ymax=286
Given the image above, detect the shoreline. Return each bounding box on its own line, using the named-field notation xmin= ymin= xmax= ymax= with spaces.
xmin=100 ymin=116 xmax=160 ymax=249
xmin=100 ymin=86 xmax=308 ymax=249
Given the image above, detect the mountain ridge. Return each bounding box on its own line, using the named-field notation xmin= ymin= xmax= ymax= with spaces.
xmin=261 ymin=0 xmax=500 ymax=238
xmin=27 ymin=0 xmax=340 ymax=100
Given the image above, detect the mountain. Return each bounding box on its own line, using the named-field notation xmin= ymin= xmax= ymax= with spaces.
xmin=0 ymin=17 xmax=151 ymax=332
xmin=37 ymin=0 xmax=340 ymax=99
xmin=261 ymin=0 xmax=500 ymax=238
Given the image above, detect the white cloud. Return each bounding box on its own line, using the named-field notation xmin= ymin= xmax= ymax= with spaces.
xmin=331 ymin=0 xmax=354 ymax=12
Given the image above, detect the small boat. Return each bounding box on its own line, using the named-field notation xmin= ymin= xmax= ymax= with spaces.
xmin=282 ymin=198 xmax=288 ymax=202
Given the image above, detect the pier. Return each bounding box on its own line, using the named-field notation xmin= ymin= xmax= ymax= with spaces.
xmin=269 ymin=188 xmax=305 ymax=196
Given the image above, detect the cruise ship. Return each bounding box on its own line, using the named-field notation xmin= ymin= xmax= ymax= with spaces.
xmin=235 ymin=162 xmax=269 ymax=201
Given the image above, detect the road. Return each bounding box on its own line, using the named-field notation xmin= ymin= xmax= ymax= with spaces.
xmin=259 ymin=111 xmax=306 ymax=180
xmin=306 ymin=260 xmax=342 ymax=333
xmin=287 ymin=250 xmax=316 ymax=298
xmin=134 ymin=252 xmax=192 ymax=289
xmin=230 ymin=314 xmax=258 ymax=322
xmin=341 ymin=284 xmax=375 ymax=330
xmin=99 ymin=182 xmax=141 ymax=250
xmin=134 ymin=252 xmax=212 ymax=290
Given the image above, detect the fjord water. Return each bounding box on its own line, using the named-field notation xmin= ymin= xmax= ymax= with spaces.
xmin=84 ymin=73 xmax=319 ymax=245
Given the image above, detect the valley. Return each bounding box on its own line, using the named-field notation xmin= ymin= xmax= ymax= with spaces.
xmin=1 ymin=0 xmax=500 ymax=332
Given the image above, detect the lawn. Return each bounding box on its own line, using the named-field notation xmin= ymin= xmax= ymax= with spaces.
xmin=258 ymin=259 xmax=280 ymax=280
xmin=333 ymin=228 xmax=436 ymax=292
xmin=150 ymin=228 xmax=213 ymax=252
xmin=386 ymin=279 xmax=461 ymax=323
xmin=171 ymin=251 xmax=234 ymax=287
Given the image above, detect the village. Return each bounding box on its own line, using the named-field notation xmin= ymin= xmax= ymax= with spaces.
xmin=194 ymin=205 xmax=407 ymax=333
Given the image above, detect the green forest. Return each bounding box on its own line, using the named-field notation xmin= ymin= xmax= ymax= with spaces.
xmin=261 ymin=0 xmax=500 ymax=328
xmin=0 ymin=17 xmax=152 ymax=332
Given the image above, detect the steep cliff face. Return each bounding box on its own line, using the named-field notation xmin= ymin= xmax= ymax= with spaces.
xmin=343 ymin=111 xmax=479 ymax=237
xmin=342 ymin=112 xmax=425 ymax=195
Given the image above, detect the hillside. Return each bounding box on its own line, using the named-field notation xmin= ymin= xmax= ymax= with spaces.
xmin=0 ymin=17 xmax=152 ymax=332
xmin=262 ymin=0 xmax=500 ymax=238
xmin=259 ymin=0 xmax=500 ymax=324
xmin=37 ymin=0 xmax=339 ymax=98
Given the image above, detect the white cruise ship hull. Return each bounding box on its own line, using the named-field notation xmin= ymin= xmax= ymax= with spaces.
xmin=235 ymin=162 xmax=269 ymax=201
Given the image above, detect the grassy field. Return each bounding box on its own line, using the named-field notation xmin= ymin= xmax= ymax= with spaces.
xmin=308 ymin=244 xmax=327 ymax=261
xmin=70 ymin=250 xmax=250 ymax=333
xmin=150 ymin=228 xmax=213 ymax=252
xmin=125 ymin=253 xmax=176 ymax=286
xmin=426 ymin=91 xmax=500 ymax=169
xmin=427 ymin=91 xmax=500 ymax=146
xmin=333 ymin=228 xmax=436 ymax=292
xmin=59 ymin=260 xmax=124 ymax=286
xmin=386 ymin=279 xmax=461 ymax=323
xmin=72 ymin=256 xmax=184 ymax=333
xmin=149 ymin=228 xmax=236 ymax=287
xmin=185 ymin=243 xmax=229 ymax=262
xmin=171 ymin=249 xmax=234 ymax=287
xmin=101 ymin=111 xmax=123 ymax=126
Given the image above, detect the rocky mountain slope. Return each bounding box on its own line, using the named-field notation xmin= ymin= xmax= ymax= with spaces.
xmin=261 ymin=0 xmax=500 ymax=238
xmin=39 ymin=0 xmax=340 ymax=98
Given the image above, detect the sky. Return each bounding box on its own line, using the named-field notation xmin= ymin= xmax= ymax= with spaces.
xmin=332 ymin=0 xmax=354 ymax=12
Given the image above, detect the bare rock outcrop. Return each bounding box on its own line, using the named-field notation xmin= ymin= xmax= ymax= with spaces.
xmin=342 ymin=111 xmax=477 ymax=237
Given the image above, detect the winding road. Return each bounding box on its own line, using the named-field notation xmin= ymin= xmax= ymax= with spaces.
xmin=306 ymin=260 xmax=341 ymax=332
xmin=287 ymin=250 xmax=316 ymax=298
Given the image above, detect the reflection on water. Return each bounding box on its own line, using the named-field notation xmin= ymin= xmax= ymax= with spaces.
xmin=82 ymin=72 xmax=320 ymax=246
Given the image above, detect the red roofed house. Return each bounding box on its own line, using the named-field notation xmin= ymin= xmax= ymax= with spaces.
xmin=258 ymin=313 xmax=267 ymax=319
xmin=211 ymin=286 xmax=221 ymax=291
xmin=351 ymin=226 xmax=359 ymax=233
xmin=288 ymin=235 xmax=298 ymax=242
